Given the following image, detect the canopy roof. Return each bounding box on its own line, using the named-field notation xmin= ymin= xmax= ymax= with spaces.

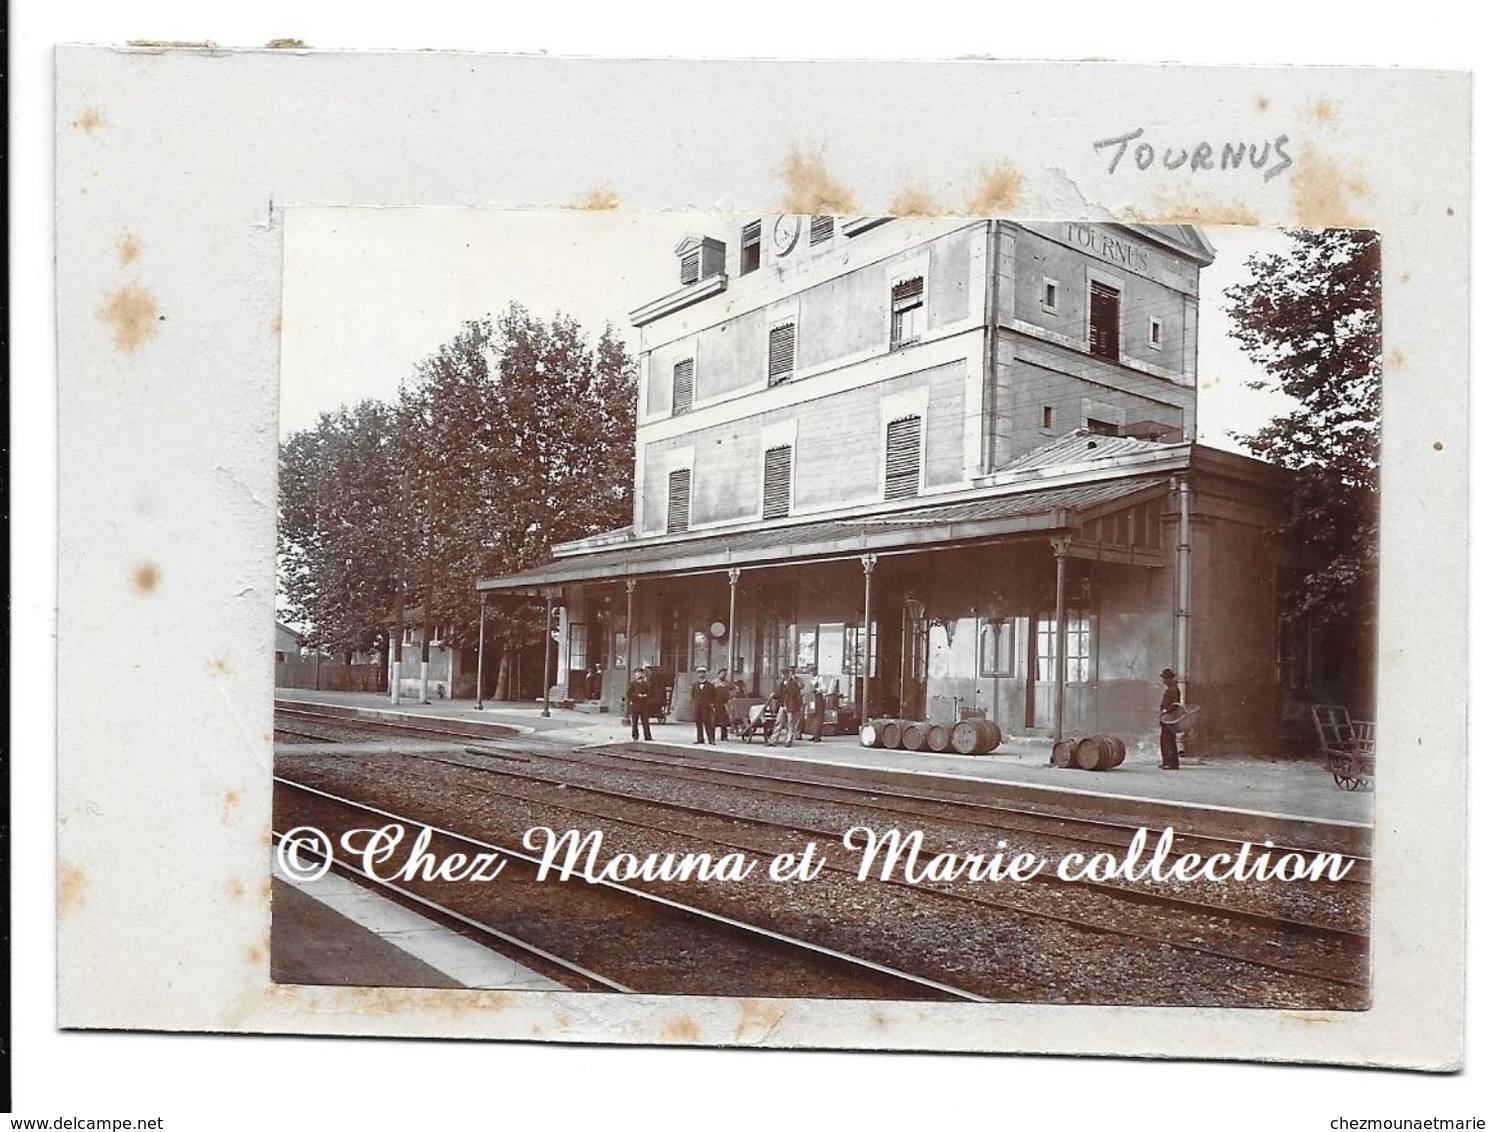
xmin=478 ymin=475 xmax=1170 ymax=595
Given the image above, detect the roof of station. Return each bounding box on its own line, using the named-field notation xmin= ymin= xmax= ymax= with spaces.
xmin=478 ymin=472 xmax=1172 ymax=595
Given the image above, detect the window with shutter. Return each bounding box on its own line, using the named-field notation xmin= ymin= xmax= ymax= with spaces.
xmin=890 ymin=276 xmax=924 ymax=349
xmin=768 ymin=322 xmax=796 ymax=385
xmin=741 ymin=222 xmax=761 ymax=275
xmin=1088 ymin=282 xmax=1120 ymax=360
xmin=680 ymin=251 xmax=702 ymax=285
xmin=762 ymin=445 xmax=792 ymax=519
xmin=809 ymin=215 xmax=834 ymax=244
xmin=666 ymin=469 xmax=691 ymax=533
xmin=671 ymin=358 xmax=695 ymax=416
xmin=884 ymin=416 xmax=922 ymax=500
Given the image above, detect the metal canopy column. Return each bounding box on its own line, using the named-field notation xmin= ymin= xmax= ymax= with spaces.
xmin=1172 ymin=474 xmax=1193 ymax=706
xmin=860 ymin=554 xmax=877 ymax=723
xmin=624 ymin=578 xmax=636 ymax=677
xmin=1052 ymin=536 xmax=1071 ymax=741
xmin=475 ymin=593 xmax=488 ymax=710
xmin=727 ymin=567 xmax=742 ymax=681
xmin=541 ymin=588 xmax=554 ymax=719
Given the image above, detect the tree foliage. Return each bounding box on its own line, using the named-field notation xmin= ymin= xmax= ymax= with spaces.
xmin=1223 ymin=229 xmax=1381 ymax=629
xmin=278 ymin=304 xmax=636 ymax=672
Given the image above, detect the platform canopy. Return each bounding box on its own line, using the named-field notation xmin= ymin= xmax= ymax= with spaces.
xmin=477 ymin=474 xmax=1172 ymax=596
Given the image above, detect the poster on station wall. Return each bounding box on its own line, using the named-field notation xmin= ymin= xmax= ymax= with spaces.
xmin=53 ymin=48 xmax=1468 ymax=1069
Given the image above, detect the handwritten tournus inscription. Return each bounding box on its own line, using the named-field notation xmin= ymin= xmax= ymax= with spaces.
xmin=1094 ymin=128 xmax=1294 ymax=182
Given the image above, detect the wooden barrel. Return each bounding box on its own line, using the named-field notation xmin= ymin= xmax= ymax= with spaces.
xmin=925 ymin=723 xmax=952 ymax=753
xmin=879 ymin=720 xmax=905 ymax=750
xmin=951 ymin=718 xmax=1001 ymax=755
xmin=859 ymin=721 xmax=884 ymax=748
xmin=1051 ymin=738 xmax=1078 ymax=768
xmin=900 ymin=722 xmax=931 ymax=752
xmin=1076 ymin=734 xmax=1127 ymax=771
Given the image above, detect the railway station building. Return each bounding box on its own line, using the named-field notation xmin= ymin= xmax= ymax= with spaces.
xmin=479 ymin=216 xmax=1310 ymax=754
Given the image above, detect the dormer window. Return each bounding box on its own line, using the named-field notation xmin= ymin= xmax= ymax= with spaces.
xmin=672 ymin=236 xmax=725 ymax=289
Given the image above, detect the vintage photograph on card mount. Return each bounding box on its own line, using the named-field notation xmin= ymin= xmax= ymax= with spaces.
xmin=272 ymin=207 xmax=1377 ymax=1011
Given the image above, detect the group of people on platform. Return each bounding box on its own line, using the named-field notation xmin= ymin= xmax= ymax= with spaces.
xmin=623 ymin=664 xmax=828 ymax=747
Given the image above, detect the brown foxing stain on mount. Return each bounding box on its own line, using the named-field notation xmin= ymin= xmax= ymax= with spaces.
xmin=778 ymin=147 xmax=856 ymax=215
xmin=967 ymin=160 xmax=1023 ymax=214
xmin=1386 ymin=349 xmax=1406 ymax=370
xmin=571 ymin=187 xmax=620 ymax=211
xmin=221 ymin=788 xmax=243 ymax=825
xmin=73 ymin=107 xmax=107 ymax=133
xmin=225 ymin=877 xmax=246 ymax=902
xmin=264 ymin=38 xmax=307 ymax=48
xmin=888 ymin=188 xmax=942 ymax=217
xmin=58 ymin=862 xmax=90 ymax=916
xmin=100 ymin=285 xmax=161 ymax=352
xmin=132 ymin=561 xmax=161 ymax=594
xmin=246 ymin=944 xmax=266 ymax=967
xmin=270 ymin=314 xmax=282 ymax=337
xmin=1399 ymin=271 xmax=1412 ymax=284
xmin=1305 ymin=97 xmax=1340 ymax=126
xmin=1290 ymin=143 xmax=1369 ymax=228
xmin=117 ymin=232 xmax=142 ymax=265
xmin=1129 ymin=190 xmax=1260 ymax=227
xmin=735 ymin=998 xmax=789 ymax=1041
xmin=206 ymin=656 xmax=232 ymax=675
xmin=661 ymin=1014 xmax=701 ymax=1042
xmin=1254 ymin=95 xmax=1271 ymax=112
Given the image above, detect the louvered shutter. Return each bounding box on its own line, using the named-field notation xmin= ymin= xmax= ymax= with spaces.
xmin=741 ymin=221 xmax=762 ymax=275
xmin=768 ymin=322 xmax=796 ymax=385
xmin=666 ymin=468 xmax=691 ymax=533
xmin=671 ymin=358 xmax=695 ymax=416
xmin=1088 ymin=283 xmax=1120 ymax=360
xmin=891 ymin=276 xmax=925 ymax=348
xmin=809 ymin=215 xmax=835 ymax=244
xmin=762 ymin=445 xmax=792 ymax=519
xmin=680 ymin=251 xmax=701 ymax=285
xmin=884 ymin=416 xmax=922 ymax=500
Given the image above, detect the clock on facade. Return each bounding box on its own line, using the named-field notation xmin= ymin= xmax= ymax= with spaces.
xmin=771 ymin=215 xmax=801 ymax=256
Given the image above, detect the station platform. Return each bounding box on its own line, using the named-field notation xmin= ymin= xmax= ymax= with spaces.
xmin=270 ymin=862 xmax=565 ymax=991
xmin=275 ymin=689 xmax=1373 ymax=831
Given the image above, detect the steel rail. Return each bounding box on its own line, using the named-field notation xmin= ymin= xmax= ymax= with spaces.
xmin=275 ymin=775 xmax=990 ymax=1004
xmin=270 ymin=827 xmax=631 ymax=992
xmin=284 ymin=753 xmax=1369 ymax=992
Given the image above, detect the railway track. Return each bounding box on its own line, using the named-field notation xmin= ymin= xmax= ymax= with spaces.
xmin=274 ymin=776 xmax=985 ymax=1003
xmin=278 ymin=747 xmax=1369 ymax=1002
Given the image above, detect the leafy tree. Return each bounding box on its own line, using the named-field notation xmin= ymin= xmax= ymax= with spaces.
xmin=279 ymin=303 xmax=636 ymax=698
xmin=1223 ymin=229 xmax=1380 ymax=695
xmin=278 ymin=399 xmax=404 ymax=663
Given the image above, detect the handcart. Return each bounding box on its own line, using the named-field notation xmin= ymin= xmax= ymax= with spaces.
xmin=1312 ymin=704 xmax=1375 ymax=791
xmin=729 ymin=697 xmax=771 ymax=744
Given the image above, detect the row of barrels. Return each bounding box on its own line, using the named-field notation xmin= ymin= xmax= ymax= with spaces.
xmin=1051 ymin=734 xmax=1127 ymax=772
xmin=859 ymin=717 xmax=1002 ymax=755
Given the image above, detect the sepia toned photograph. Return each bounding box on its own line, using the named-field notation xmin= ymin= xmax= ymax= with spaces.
xmin=271 ymin=208 xmax=1379 ymax=1011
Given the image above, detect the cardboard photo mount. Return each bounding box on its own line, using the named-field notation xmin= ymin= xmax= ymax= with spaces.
xmin=55 ymin=48 xmax=1470 ymax=1068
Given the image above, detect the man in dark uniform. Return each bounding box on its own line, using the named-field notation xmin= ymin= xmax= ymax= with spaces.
xmin=1158 ymin=668 xmax=1182 ymax=770
xmin=714 ymin=669 xmax=733 ymax=742
xmin=771 ymin=669 xmax=802 ymax=747
xmin=626 ymin=668 xmax=654 ymax=741
xmin=690 ymin=666 xmax=717 ymax=745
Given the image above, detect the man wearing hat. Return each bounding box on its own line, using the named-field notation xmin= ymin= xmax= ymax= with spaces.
xmin=690 ymin=666 xmax=717 ymax=745
xmin=1158 ymin=668 xmax=1182 ymax=770
xmin=626 ymin=668 xmax=655 ymax=742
